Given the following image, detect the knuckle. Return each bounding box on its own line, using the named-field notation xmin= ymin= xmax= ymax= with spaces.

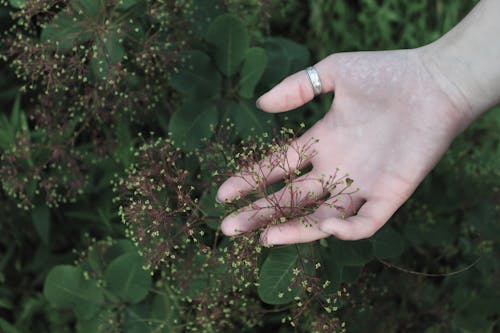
xmin=298 ymin=81 xmax=313 ymax=103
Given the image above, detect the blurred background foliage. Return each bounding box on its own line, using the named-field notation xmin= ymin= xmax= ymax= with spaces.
xmin=0 ymin=0 xmax=498 ymax=332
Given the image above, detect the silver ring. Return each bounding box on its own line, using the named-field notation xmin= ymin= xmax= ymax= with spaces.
xmin=306 ymin=66 xmax=322 ymax=96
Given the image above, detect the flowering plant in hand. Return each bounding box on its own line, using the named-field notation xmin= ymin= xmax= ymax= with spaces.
xmin=113 ymin=127 xmax=354 ymax=332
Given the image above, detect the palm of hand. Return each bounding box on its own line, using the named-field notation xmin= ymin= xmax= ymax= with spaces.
xmin=217 ymin=49 xmax=467 ymax=245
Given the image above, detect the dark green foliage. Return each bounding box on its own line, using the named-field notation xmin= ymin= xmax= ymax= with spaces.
xmin=168 ymin=101 xmax=219 ymax=151
xmin=309 ymin=0 xmax=480 ymax=57
xmin=104 ymin=252 xmax=152 ymax=304
xmin=0 ymin=0 xmax=498 ymax=332
xmin=371 ymin=225 xmax=405 ymax=259
xmin=239 ymin=47 xmax=268 ymax=98
xmin=43 ymin=265 xmax=104 ymax=319
xmin=170 ymin=50 xmax=222 ymax=99
xmin=258 ymin=246 xmax=300 ymax=305
xmin=206 ymin=14 xmax=249 ymax=76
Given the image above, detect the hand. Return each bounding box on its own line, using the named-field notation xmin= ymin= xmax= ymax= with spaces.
xmin=217 ymin=48 xmax=472 ymax=245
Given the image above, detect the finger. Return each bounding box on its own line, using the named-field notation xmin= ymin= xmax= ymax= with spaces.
xmin=257 ymin=56 xmax=335 ymax=113
xmin=220 ymin=174 xmax=326 ymax=236
xmin=216 ymin=132 xmax=318 ymax=203
xmin=261 ymin=195 xmax=362 ymax=245
xmin=318 ymin=198 xmax=402 ymax=241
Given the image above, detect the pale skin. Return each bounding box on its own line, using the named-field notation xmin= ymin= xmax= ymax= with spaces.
xmin=216 ymin=0 xmax=500 ymax=245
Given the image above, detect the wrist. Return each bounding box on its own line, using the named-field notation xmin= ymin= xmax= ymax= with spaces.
xmin=415 ymin=0 xmax=500 ymax=124
xmin=415 ymin=44 xmax=479 ymax=127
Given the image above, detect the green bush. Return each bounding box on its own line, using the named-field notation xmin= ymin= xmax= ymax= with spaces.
xmin=0 ymin=0 xmax=498 ymax=332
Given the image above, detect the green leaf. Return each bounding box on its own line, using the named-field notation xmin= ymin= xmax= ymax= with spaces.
xmin=104 ymin=253 xmax=152 ymax=304
xmin=319 ymin=246 xmax=343 ymax=294
xmin=124 ymin=303 xmax=151 ymax=333
xmin=341 ymin=265 xmax=363 ymax=283
xmin=170 ymin=50 xmax=221 ymax=98
xmin=372 ymin=225 xmax=405 ymax=259
xmin=41 ymin=12 xmax=91 ymax=50
xmin=76 ymin=311 xmax=105 ymax=333
xmin=326 ymin=238 xmax=373 ymax=266
xmin=258 ymin=246 xmax=299 ymax=305
xmin=190 ymin=0 xmax=225 ymax=38
xmin=101 ymin=30 xmax=125 ymax=64
xmin=320 ymin=240 xmax=365 ymax=286
xmin=261 ymin=37 xmax=310 ymax=86
xmin=0 ymin=318 xmax=21 ymax=333
xmin=44 ymin=265 xmax=104 ymax=319
xmin=76 ymin=0 xmax=105 ymax=17
xmin=168 ymin=101 xmax=219 ymax=151
xmin=222 ymin=100 xmax=274 ymax=138
xmin=206 ymin=14 xmax=249 ymax=76
xmin=199 ymin=186 xmax=225 ymax=230
xmin=91 ymin=29 xmax=125 ymax=81
xmin=41 ymin=14 xmax=78 ymax=49
xmin=239 ymin=47 xmax=267 ymax=98
xmin=184 ymin=252 xmax=228 ymax=299
xmin=8 ymin=0 xmax=25 ymax=9
xmin=151 ymin=294 xmax=180 ymax=333
xmin=116 ymin=0 xmax=140 ymax=10
xmin=41 ymin=0 xmax=104 ymax=50
xmin=103 ymin=239 xmax=136 ymax=263
xmin=32 ymin=203 xmax=50 ymax=244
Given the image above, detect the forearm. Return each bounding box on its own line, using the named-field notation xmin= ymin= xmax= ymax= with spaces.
xmin=418 ymin=0 xmax=500 ymax=121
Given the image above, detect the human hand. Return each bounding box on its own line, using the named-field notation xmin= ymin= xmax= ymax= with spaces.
xmin=216 ymin=48 xmax=473 ymax=245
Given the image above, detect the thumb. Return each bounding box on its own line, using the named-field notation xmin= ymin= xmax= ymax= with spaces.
xmin=318 ymin=198 xmax=401 ymax=241
xmin=256 ymin=56 xmax=335 ymax=113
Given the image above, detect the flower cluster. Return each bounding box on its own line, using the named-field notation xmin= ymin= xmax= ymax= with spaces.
xmin=116 ymin=128 xmax=354 ymax=331
xmin=115 ymin=137 xmax=197 ymax=270
xmin=1 ymin=0 xmax=192 ymax=207
xmin=223 ymin=127 xmax=358 ymax=228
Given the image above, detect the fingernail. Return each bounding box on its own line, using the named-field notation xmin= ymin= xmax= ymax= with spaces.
xmin=215 ymin=196 xmax=222 ymax=204
xmin=255 ymin=98 xmax=262 ymax=110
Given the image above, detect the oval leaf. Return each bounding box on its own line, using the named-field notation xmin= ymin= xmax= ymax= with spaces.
xmin=326 ymin=238 xmax=373 ymax=266
xmin=41 ymin=13 xmax=89 ymax=50
xmin=372 ymin=225 xmax=405 ymax=259
xmin=41 ymin=0 xmax=103 ymax=50
xmin=76 ymin=0 xmax=105 ymax=17
xmin=206 ymin=14 xmax=249 ymax=76
xmin=44 ymin=265 xmax=103 ymax=319
xmin=223 ymin=100 xmax=274 ymax=138
xmin=168 ymin=101 xmax=219 ymax=151
xmin=319 ymin=246 xmax=343 ymax=294
xmin=190 ymin=0 xmax=225 ymax=38
xmin=239 ymin=47 xmax=267 ymax=98
xmin=76 ymin=311 xmax=106 ymax=333
xmin=258 ymin=246 xmax=299 ymax=305
xmin=151 ymin=294 xmax=180 ymax=333
xmin=261 ymin=37 xmax=310 ymax=86
xmin=104 ymin=252 xmax=152 ymax=304
xmin=91 ymin=29 xmax=125 ymax=81
xmin=170 ymin=50 xmax=221 ymax=98
xmin=199 ymin=186 xmax=225 ymax=230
